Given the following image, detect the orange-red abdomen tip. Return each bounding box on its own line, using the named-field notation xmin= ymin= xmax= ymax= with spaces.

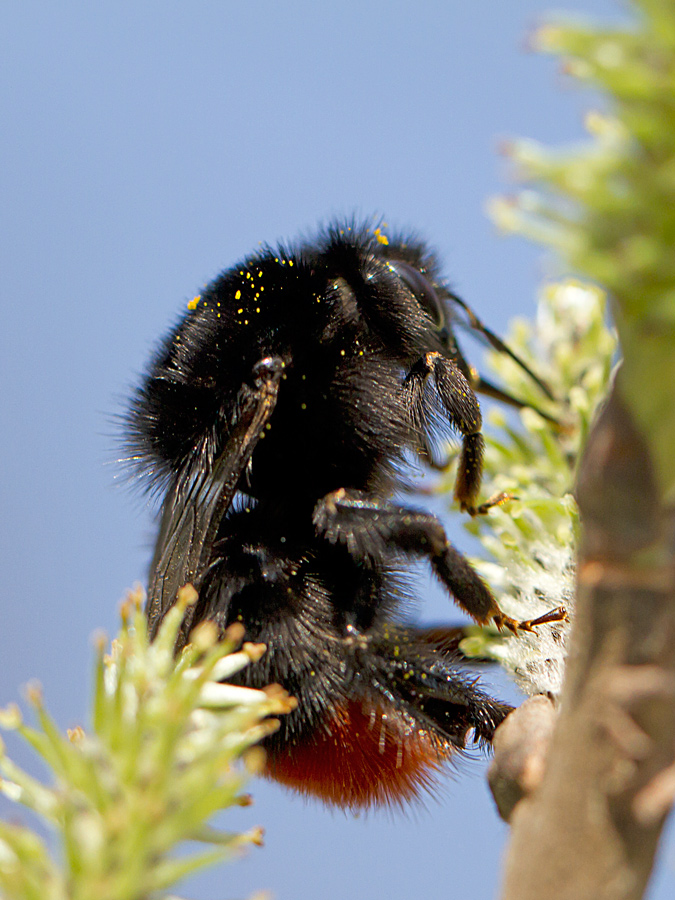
xmin=265 ymin=700 xmax=452 ymax=809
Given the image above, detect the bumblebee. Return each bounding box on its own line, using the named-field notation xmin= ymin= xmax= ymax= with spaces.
xmin=125 ymin=221 xmax=559 ymax=808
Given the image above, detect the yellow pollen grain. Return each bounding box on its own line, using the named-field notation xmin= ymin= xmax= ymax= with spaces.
xmin=235 ymin=290 xmax=241 ymax=300
xmin=187 ymin=295 xmax=200 ymax=310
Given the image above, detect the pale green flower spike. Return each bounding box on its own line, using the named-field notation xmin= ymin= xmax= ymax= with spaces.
xmin=441 ymin=281 xmax=617 ymax=697
xmin=0 ymin=586 xmax=294 ymax=900
xmin=462 ymin=0 xmax=675 ymax=694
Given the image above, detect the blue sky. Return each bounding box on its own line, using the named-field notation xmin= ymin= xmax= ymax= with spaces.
xmin=2 ymin=1 xmax=673 ymax=898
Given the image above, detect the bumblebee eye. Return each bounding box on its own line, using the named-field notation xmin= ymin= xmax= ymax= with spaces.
xmin=388 ymin=261 xmax=446 ymax=329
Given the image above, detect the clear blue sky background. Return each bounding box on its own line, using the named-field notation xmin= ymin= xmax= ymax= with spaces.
xmin=2 ymin=2 xmax=673 ymax=898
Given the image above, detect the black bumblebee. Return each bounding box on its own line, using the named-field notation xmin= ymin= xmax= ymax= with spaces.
xmin=125 ymin=221 xmax=560 ymax=808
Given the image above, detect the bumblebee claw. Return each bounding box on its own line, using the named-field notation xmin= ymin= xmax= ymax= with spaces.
xmin=492 ymin=613 xmax=523 ymax=635
xmin=493 ymin=605 xmax=568 ymax=636
xmin=525 ymin=606 xmax=569 ymax=629
xmin=464 ymin=492 xmax=517 ymax=517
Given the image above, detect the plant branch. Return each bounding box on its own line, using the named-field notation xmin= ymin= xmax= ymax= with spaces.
xmin=500 ymin=384 xmax=675 ymax=900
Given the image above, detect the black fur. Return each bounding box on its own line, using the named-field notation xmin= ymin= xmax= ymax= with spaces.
xmin=125 ymin=221 xmax=523 ymax=807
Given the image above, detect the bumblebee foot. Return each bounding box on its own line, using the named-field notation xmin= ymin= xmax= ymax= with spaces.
xmin=492 ymin=605 xmax=568 ymax=635
xmin=462 ymin=491 xmax=517 ymax=517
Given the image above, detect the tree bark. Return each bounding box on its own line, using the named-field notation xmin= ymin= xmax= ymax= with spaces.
xmin=499 ymin=384 xmax=675 ymax=900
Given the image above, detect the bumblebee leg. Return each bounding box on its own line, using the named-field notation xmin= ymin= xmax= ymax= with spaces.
xmin=147 ymin=356 xmax=283 ymax=642
xmin=364 ymin=622 xmax=515 ymax=746
xmin=265 ymin=626 xmax=513 ymax=809
xmin=405 ymin=352 xmax=511 ymax=515
xmin=314 ymin=489 xmax=523 ymax=631
xmin=443 ymin=296 xmax=561 ymax=428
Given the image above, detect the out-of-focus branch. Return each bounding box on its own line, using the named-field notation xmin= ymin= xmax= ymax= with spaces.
xmin=500 ymin=384 xmax=675 ymax=900
xmin=479 ymin=2 xmax=675 ymax=896
xmin=488 ymin=695 xmax=557 ymax=823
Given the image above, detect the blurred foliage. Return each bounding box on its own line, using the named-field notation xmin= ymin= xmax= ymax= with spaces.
xmin=457 ymin=0 xmax=675 ymax=693
xmin=490 ymin=0 xmax=675 ymax=500
xmin=0 ymin=587 xmax=293 ymax=900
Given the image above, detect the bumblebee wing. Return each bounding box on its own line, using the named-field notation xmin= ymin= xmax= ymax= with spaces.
xmin=146 ymin=357 xmax=283 ymax=642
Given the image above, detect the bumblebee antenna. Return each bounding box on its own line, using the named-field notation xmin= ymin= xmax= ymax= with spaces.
xmin=446 ymin=291 xmax=555 ymax=402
